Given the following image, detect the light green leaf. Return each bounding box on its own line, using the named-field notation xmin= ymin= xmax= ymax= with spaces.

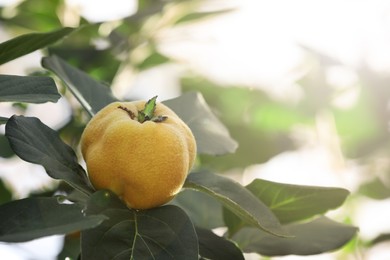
xmin=174 ymin=9 xmax=235 ymax=25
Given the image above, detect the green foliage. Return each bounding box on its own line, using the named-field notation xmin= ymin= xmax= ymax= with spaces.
xmin=0 ymin=2 xmax=359 ymax=259
xmin=0 ymin=27 xmax=75 ymax=65
xmin=232 ymin=217 xmax=358 ymax=256
xmin=0 ymin=197 xmax=106 ymax=242
xmin=0 ymin=75 xmax=60 ymax=103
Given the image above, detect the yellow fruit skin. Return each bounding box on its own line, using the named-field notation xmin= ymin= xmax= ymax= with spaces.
xmin=81 ymin=101 xmax=196 ymax=210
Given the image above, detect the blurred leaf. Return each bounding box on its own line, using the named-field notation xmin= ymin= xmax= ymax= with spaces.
xmin=175 ymin=9 xmax=235 ymax=25
xmin=333 ymin=88 xmax=383 ymax=158
xmin=4 ymin=0 xmax=63 ymax=30
xmin=57 ymin=232 xmax=81 ymax=260
xmin=171 ymin=189 xmax=224 ymax=229
xmin=0 ymin=27 xmax=75 ymax=65
xmin=0 ymin=179 xmax=12 ymax=205
xmin=359 ymin=178 xmax=390 ymax=200
xmin=42 ymin=55 xmax=117 ymax=116
xmin=137 ymin=51 xmax=170 ymax=70
xmin=182 ymin=77 xmax=299 ymax=169
xmin=372 ymin=233 xmax=390 ymax=245
xmin=232 ymin=217 xmax=358 ymax=256
xmin=0 ymin=117 xmax=8 ymax=124
xmin=196 ymin=227 xmax=244 ymax=260
xmin=82 ymin=190 xmax=199 ymax=259
xmin=0 ymin=134 xmax=14 ymax=158
xmin=49 ymin=47 xmax=121 ymax=84
xmin=246 ymin=179 xmax=350 ymax=224
xmin=5 ymin=115 xmax=94 ymax=195
xmin=184 ymin=172 xmax=288 ymax=237
xmin=0 ymin=75 xmax=60 ymax=103
xmin=164 ymin=91 xmax=238 ymax=155
xmin=0 ymin=197 xmax=106 ymax=242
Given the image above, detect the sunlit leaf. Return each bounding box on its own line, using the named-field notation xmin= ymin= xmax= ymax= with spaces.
xmin=359 ymin=177 xmax=390 ymax=200
xmin=174 ymin=9 xmax=235 ymax=25
xmin=82 ymin=190 xmax=199 ymax=259
xmin=196 ymin=227 xmax=244 ymax=260
xmin=184 ymin=172 xmax=288 ymax=237
xmin=0 ymin=27 xmax=75 ymax=65
xmin=171 ymin=189 xmax=224 ymax=229
xmin=164 ymin=92 xmax=238 ymax=155
xmin=137 ymin=51 xmax=170 ymax=70
xmin=42 ymin=55 xmax=117 ymax=117
xmin=181 ymin=77 xmax=299 ymax=169
xmin=5 ymin=115 xmax=93 ymax=195
xmin=246 ymin=179 xmax=350 ymax=224
xmin=0 ymin=75 xmax=60 ymax=103
xmin=232 ymin=217 xmax=358 ymax=256
xmin=0 ymin=197 xmax=106 ymax=242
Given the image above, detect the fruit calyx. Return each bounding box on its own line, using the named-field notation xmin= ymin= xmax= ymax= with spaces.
xmin=118 ymin=96 xmax=168 ymax=123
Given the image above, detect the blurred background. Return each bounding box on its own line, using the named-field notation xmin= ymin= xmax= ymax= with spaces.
xmin=1 ymin=0 xmax=390 ymax=259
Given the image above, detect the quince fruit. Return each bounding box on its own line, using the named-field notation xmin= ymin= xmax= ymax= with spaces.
xmin=81 ymin=97 xmax=196 ymax=209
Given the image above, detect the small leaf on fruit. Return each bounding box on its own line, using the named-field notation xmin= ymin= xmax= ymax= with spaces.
xmin=138 ymin=96 xmax=158 ymax=123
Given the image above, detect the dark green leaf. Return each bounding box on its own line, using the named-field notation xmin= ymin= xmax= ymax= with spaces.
xmin=0 ymin=179 xmax=12 ymax=205
xmin=0 ymin=75 xmax=60 ymax=103
xmin=5 ymin=115 xmax=93 ymax=195
xmin=0 ymin=134 xmax=14 ymax=158
xmin=0 ymin=27 xmax=75 ymax=65
xmin=184 ymin=172 xmax=288 ymax=237
xmin=232 ymin=217 xmax=358 ymax=256
xmin=175 ymin=9 xmax=235 ymax=25
xmin=359 ymin=177 xmax=390 ymax=200
xmin=196 ymin=227 xmax=244 ymax=260
xmin=246 ymin=179 xmax=350 ymax=224
xmin=0 ymin=197 xmax=106 ymax=242
xmin=42 ymin=55 xmax=117 ymax=116
xmin=171 ymin=189 xmax=224 ymax=229
xmin=82 ymin=190 xmax=199 ymax=260
xmin=164 ymin=92 xmax=238 ymax=155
